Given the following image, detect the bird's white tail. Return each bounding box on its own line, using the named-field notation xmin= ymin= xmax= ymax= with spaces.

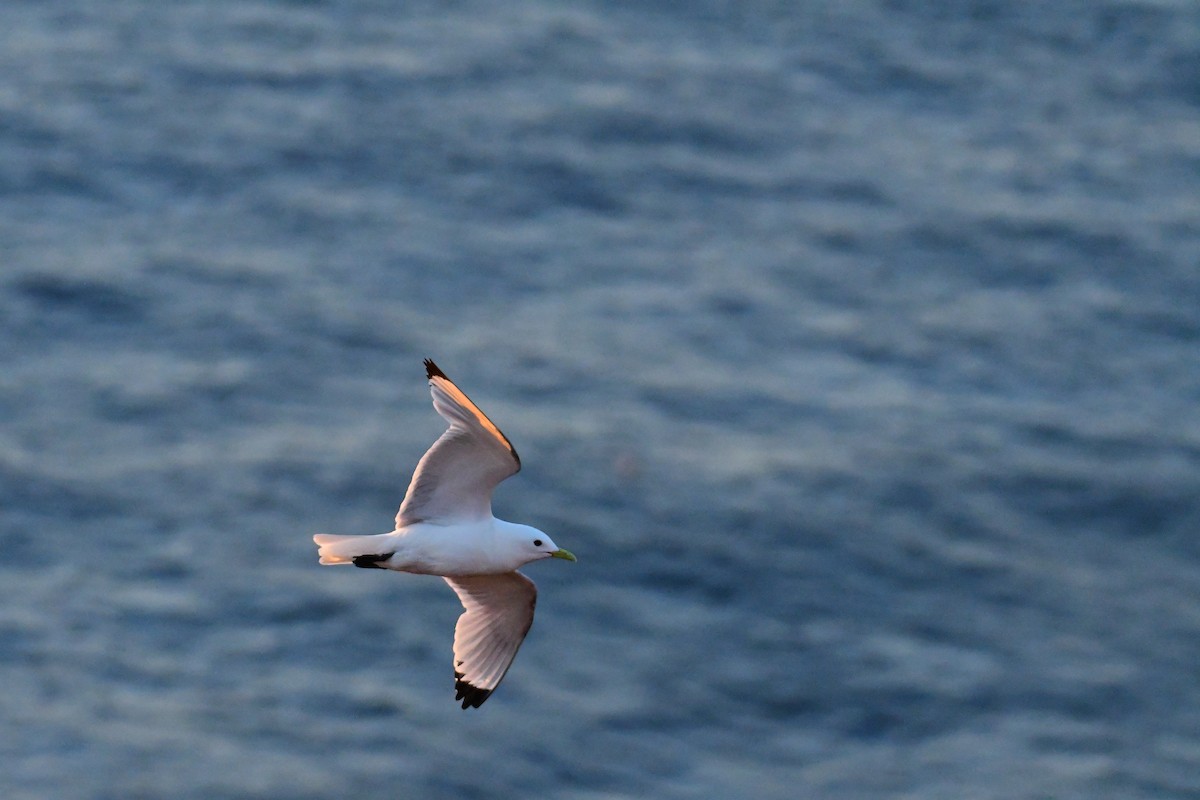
xmin=313 ymin=533 xmax=393 ymax=565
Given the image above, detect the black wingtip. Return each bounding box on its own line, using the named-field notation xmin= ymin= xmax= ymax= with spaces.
xmin=424 ymin=358 xmax=447 ymax=380
xmin=454 ymin=671 xmax=492 ymax=709
xmin=351 ymin=552 xmax=395 ymax=569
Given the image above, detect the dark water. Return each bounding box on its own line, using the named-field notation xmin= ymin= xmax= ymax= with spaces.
xmin=3 ymin=2 xmax=1200 ymax=798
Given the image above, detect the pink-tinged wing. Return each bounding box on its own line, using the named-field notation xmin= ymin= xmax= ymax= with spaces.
xmin=444 ymin=572 xmax=537 ymax=709
xmin=395 ymin=360 xmax=521 ymax=526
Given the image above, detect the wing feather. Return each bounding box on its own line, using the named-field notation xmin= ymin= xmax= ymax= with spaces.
xmin=396 ymin=360 xmax=521 ymax=526
xmin=444 ymin=572 xmax=537 ymax=709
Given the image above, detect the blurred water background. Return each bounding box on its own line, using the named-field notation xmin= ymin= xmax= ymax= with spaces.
xmin=2 ymin=1 xmax=1200 ymax=798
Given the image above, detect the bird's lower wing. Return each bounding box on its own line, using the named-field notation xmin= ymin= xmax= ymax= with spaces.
xmin=443 ymin=572 xmax=537 ymax=709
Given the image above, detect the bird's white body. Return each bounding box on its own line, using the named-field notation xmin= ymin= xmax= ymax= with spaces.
xmin=312 ymin=359 xmax=575 ymax=709
xmin=315 ymin=519 xmax=560 ymax=577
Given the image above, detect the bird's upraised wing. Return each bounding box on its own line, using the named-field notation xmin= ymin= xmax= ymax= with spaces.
xmin=395 ymin=360 xmax=521 ymax=527
xmin=444 ymin=572 xmax=537 ymax=709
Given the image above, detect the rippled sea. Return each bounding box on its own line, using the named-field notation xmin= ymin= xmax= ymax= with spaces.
xmin=3 ymin=2 xmax=1199 ymax=798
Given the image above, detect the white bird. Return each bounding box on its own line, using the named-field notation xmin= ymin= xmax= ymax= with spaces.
xmin=313 ymin=359 xmax=576 ymax=709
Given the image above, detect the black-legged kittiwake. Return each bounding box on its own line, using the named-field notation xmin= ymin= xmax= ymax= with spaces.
xmin=313 ymin=359 xmax=576 ymax=709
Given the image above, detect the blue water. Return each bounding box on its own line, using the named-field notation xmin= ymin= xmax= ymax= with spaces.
xmin=3 ymin=2 xmax=1199 ymax=798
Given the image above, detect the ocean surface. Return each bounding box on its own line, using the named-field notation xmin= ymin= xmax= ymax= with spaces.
xmin=2 ymin=2 xmax=1199 ymax=798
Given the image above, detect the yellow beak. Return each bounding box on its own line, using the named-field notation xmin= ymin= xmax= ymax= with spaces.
xmin=550 ymin=548 xmax=577 ymax=562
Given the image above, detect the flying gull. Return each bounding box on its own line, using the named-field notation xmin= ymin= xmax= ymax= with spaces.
xmin=313 ymin=359 xmax=576 ymax=708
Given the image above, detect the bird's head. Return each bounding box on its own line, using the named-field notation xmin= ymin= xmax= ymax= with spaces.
xmin=502 ymin=522 xmax=576 ymax=566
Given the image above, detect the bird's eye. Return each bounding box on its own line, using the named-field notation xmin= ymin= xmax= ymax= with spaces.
xmin=533 ymin=539 xmax=543 ymax=547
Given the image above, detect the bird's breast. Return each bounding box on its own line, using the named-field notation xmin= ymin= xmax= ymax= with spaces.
xmin=393 ymin=521 xmax=514 ymax=576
